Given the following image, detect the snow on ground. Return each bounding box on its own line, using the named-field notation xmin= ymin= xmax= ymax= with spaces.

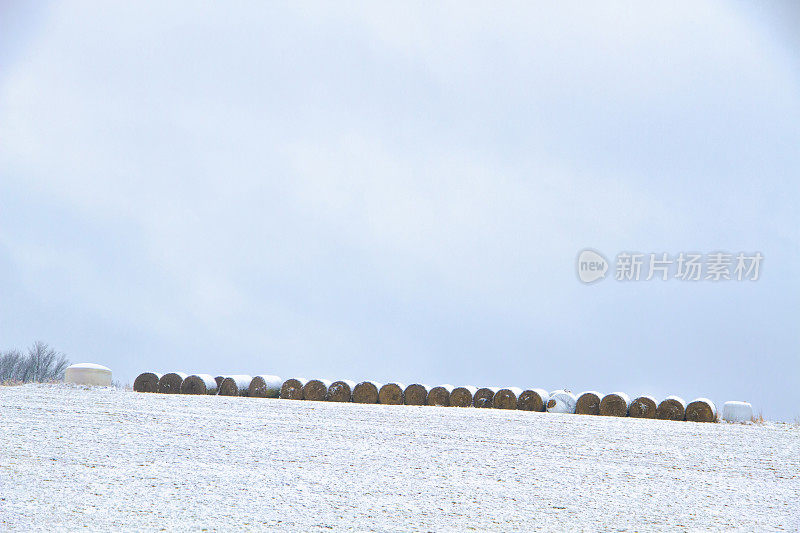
xmin=1 ymin=384 xmax=798 ymax=531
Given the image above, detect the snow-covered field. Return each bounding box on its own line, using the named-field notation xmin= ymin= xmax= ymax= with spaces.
xmin=1 ymin=384 xmax=798 ymax=531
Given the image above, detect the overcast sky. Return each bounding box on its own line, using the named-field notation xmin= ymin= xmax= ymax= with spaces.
xmin=1 ymin=2 xmax=798 ymax=420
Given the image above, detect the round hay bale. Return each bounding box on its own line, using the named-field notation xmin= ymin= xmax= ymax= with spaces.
xmin=599 ymin=392 xmax=631 ymax=417
xmin=180 ymin=374 xmax=218 ymax=395
xmin=629 ymin=395 xmax=658 ymax=419
xmin=404 ymin=384 xmax=429 ymax=406
xmin=302 ymin=379 xmax=332 ymax=402
xmin=219 ymin=375 xmax=252 ymax=397
xmin=655 ymin=395 xmax=686 ymax=421
xmin=280 ymin=378 xmax=307 ymax=400
xmin=575 ymin=391 xmax=602 ymax=415
xmin=546 ymin=390 xmax=577 ymax=413
xmin=685 ymin=398 xmax=717 ymax=423
xmin=493 ymin=387 xmax=523 ymax=410
xmin=473 ymin=387 xmax=499 ymax=408
xmin=64 ymin=363 xmax=112 ymax=386
xmin=517 ymin=388 xmax=549 ymax=411
xmin=427 ymin=385 xmax=454 ymax=407
xmin=352 ymin=381 xmax=382 ymax=404
xmin=722 ymin=401 xmax=753 ymax=423
xmin=157 ymin=372 xmax=188 ymax=394
xmin=450 ymin=386 xmax=478 ymax=407
xmin=378 ymin=383 xmax=405 ymax=405
xmin=133 ymin=372 xmax=162 ymax=393
xmin=249 ymin=375 xmax=282 ymax=398
xmin=327 ymin=380 xmax=356 ymax=402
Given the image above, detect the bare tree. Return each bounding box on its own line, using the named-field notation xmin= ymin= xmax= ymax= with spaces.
xmin=0 ymin=342 xmax=70 ymax=383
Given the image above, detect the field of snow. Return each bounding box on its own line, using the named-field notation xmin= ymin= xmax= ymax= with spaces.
xmin=1 ymin=384 xmax=798 ymax=531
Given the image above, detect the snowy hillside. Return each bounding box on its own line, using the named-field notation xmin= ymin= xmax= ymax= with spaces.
xmin=1 ymin=384 xmax=798 ymax=531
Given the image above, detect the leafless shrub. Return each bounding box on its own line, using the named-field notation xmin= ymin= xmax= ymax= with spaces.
xmin=0 ymin=342 xmax=70 ymax=383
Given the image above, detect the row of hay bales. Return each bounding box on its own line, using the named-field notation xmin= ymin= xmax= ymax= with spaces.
xmin=134 ymin=372 xmax=727 ymax=423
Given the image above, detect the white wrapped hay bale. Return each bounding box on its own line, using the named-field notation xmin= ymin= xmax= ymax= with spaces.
xmin=656 ymin=395 xmax=686 ymax=421
xmin=492 ymin=387 xmax=523 ymax=410
xmin=722 ymin=401 xmax=753 ymax=423
xmin=302 ymin=379 xmax=332 ymax=401
xmin=686 ymin=398 xmax=717 ymax=423
xmin=629 ymin=396 xmax=658 ymax=419
xmin=600 ymin=392 xmax=631 ymax=417
xmin=575 ymin=391 xmax=602 ymax=415
xmin=327 ymin=380 xmax=356 ymax=402
xmin=180 ymin=374 xmax=218 ymax=395
xmin=427 ymin=385 xmax=455 ymax=407
xmin=249 ymin=375 xmax=282 ymax=398
xmin=64 ymin=363 xmax=112 ymax=387
xmin=133 ymin=372 xmax=162 ymax=393
xmin=517 ymin=388 xmax=549 ymax=412
xmin=546 ymin=390 xmax=577 ymax=414
xmin=219 ymin=375 xmax=252 ymax=397
xmin=450 ymin=386 xmax=478 ymax=407
xmin=378 ymin=383 xmax=405 ymax=405
xmin=158 ymin=372 xmax=188 ymax=394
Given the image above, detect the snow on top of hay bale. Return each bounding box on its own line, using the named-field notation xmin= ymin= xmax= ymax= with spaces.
xmin=302 ymin=379 xmax=332 ymax=402
xmin=546 ymin=390 xmax=577 ymax=414
xmin=327 ymin=380 xmax=356 ymax=402
xmin=686 ymin=398 xmax=717 ymax=423
xmin=656 ymin=396 xmax=686 ymax=421
xmin=180 ymin=374 xmax=218 ymax=395
xmin=722 ymin=401 xmax=753 ymax=423
xmin=600 ymin=392 xmax=631 ymax=417
xmin=517 ymin=388 xmax=549 ymax=412
xmin=575 ymin=391 xmax=602 ymax=415
xmin=629 ymin=395 xmax=657 ymax=419
xmin=378 ymin=383 xmax=405 ymax=405
xmin=450 ymin=386 xmax=477 ymax=407
xmin=427 ymin=385 xmax=454 ymax=407
xmin=133 ymin=372 xmax=162 ymax=393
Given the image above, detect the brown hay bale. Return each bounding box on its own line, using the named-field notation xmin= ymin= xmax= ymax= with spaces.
xmin=450 ymin=386 xmax=477 ymax=407
xmin=280 ymin=378 xmax=307 ymax=400
xmin=327 ymin=380 xmax=355 ymax=402
xmin=493 ymin=387 xmax=523 ymax=410
xmin=403 ymin=384 xmax=429 ymax=406
xmin=302 ymin=379 xmax=332 ymax=402
xmin=378 ymin=383 xmax=405 ymax=405
xmin=516 ymin=388 xmax=548 ymax=411
xmin=575 ymin=391 xmax=602 ymax=415
xmin=629 ymin=395 xmax=658 ymax=419
xmin=655 ymin=396 xmax=686 ymax=421
xmin=249 ymin=375 xmax=282 ymax=398
xmin=214 ymin=376 xmax=225 ymax=388
xmin=180 ymin=374 xmax=218 ymax=395
xmin=473 ymin=387 xmax=498 ymax=408
xmin=599 ymin=392 xmax=631 ymax=417
xmin=219 ymin=375 xmax=252 ymax=396
xmin=157 ymin=372 xmax=188 ymax=394
xmin=133 ymin=372 xmax=162 ymax=393
xmin=685 ymin=398 xmax=717 ymax=423
xmin=352 ymin=381 xmax=382 ymax=404
xmin=427 ymin=385 xmax=454 ymax=407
